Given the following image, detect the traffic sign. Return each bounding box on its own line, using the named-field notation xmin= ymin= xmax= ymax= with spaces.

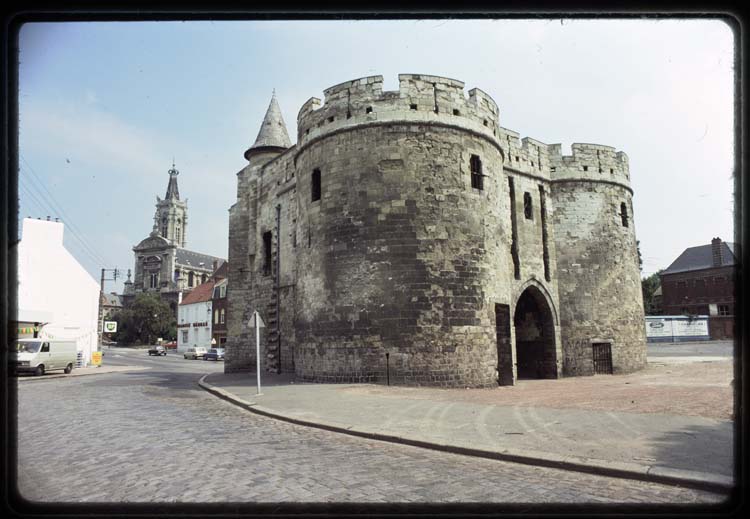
xmin=249 ymin=313 xmax=265 ymax=328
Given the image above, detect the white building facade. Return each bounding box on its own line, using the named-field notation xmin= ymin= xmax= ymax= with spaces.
xmin=177 ymin=281 xmax=215 ymax=352
xmin=15 ymin=218 xmax=100 ymax=366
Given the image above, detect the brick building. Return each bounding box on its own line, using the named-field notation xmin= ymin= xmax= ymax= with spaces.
xmin=210 ymin=263 xmax=229 ymax=347
xmin=226 ymin=74 xmax=647 ymax=387
xmin=659 ymin=237 xmax=737 ymax=339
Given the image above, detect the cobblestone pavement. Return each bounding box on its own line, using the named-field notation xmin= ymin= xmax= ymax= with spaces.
xmin=14 ymin=369 xmax=727 ymax=505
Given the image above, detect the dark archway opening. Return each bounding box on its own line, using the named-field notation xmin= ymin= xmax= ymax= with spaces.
xmin=513 ymin=286 xmax=557 ymax=379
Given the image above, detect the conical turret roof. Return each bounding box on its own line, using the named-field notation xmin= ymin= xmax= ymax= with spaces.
xmin=245 ymin=91 xmax=292 ymax=160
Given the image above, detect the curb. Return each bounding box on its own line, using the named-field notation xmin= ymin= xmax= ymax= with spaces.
xmin=198 ymin=375 xmax=733 ymax=494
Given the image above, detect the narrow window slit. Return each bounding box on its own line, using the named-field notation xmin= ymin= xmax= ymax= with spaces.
xmin=311 ymin=169 xmax=321 ymax=202
xmin=523 ymin=192 xmax=533 ymax=220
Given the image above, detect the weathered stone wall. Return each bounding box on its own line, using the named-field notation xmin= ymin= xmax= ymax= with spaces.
xmin=550 ymin=144 xmax=647 ymax=375
xmin=225 ymin=73 xmax=646 ymax=386
xmin=225 ymin=148 xmax=297 ymax=373
xmin=290 ymin=74 xmax=524 ymax=386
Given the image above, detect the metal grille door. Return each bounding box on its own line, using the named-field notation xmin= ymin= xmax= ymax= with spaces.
xmin=592 ymin=343 xmax=613 ymax=375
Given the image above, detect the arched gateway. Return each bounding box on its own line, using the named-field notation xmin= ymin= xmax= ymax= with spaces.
xmin=512 ymin=285 xmax=559 ymax=380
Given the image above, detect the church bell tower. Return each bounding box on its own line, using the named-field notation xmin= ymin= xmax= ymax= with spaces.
xmin=154 ymin=162 xmax=188 ymax=247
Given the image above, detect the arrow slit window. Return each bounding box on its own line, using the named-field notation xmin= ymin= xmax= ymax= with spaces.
xmin=263 ymin=231 xmax=272 ymax=276
xmin=312 ymin=169 xmax=321 ymax=202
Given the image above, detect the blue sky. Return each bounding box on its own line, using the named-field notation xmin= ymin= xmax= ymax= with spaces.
xmin=18 ymin=19 xmax=735 ymax=293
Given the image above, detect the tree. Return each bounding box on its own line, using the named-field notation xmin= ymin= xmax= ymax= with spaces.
xmin=110 ymin=293 xmax=176 ymax=345
xmin=641 ymin=270 xmax=663 ymax=315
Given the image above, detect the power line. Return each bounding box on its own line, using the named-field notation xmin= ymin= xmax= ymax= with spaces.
xmin=19 ymin=155 xmax=112 ymax=265
xmin=18 ymin=179 xmax=110 ymax=269
xmin=19 ymin=176 xmax=110 ymax=267
xmin=19 ymin=156 xmax=113 ymax=266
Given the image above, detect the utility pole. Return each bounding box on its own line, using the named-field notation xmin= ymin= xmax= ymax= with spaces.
xmin=98 ymin=268 xmax=121 ymax=349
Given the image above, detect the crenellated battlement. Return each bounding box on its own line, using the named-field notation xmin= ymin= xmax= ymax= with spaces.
xmin=296 ymin=73 xmax=502 ymax=151
xmin=548 ymin=142 xmax=631 ymax=188
xmin=499 ymin=127 xmax=552 ymax=179
xmin=293 ymin=75 xmax=631 ymax=190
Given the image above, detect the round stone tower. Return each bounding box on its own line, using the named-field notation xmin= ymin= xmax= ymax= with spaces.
xmin=549 ymin=143 xmax=647 ymax=375
xmin=292 ymin=74 xmax=512 ymax=387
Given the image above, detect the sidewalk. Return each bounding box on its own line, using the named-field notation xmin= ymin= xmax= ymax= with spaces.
xmin=200 ymin=357 xmax=735 ymax=493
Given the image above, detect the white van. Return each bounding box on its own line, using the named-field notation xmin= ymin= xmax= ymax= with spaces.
xmin=12 ymin=338 xmax=78 ymax=376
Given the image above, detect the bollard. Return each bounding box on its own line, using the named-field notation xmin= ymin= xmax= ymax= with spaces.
xmin=385 ymin=352 xmax=390 ymax=386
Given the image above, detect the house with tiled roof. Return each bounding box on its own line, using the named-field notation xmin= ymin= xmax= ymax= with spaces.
xmin=100 ymin=292 xmax=123 ymax=321
xmin=659 ymin=237 xmax=738 ymax=339
xmin=177 ymin=279 xmax=217 ymax=352
xmin=122 ymin=162 xmax=226 ymax=315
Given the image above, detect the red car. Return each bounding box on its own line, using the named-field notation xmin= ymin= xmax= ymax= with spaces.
xmin=163 ymin=341 xmax=177 ymax=349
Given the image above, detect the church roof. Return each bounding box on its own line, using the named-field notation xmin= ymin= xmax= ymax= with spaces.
xmin=245 ymin=92 xmax=291 ymax=159
xmin=175 ymin=248 xmax=226 ymax=270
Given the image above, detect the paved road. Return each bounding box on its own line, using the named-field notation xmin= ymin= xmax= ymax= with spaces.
xmin=14 ymin=349 xmax=725 ymax=504
xmin=646 ymin=340 xmax=733 ymax=358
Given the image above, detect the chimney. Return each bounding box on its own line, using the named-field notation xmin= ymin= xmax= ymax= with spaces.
xmin=711 ymin=237 xmax=723 ymax=267
xmin=213 ymin=260 xmax=218 ymax=272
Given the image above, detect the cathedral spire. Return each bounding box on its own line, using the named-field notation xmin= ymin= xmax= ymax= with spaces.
xmin=165 ymin=161 xmax=180 ymax=200
xmin=244 ymin=91 xmax=292 ymax=160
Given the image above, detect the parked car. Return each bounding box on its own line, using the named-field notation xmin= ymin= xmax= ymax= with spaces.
xmin=203 ymin=348 xmax=225 ymax=361
xmin=11 ymin=339 xmax=77 ymax=376
xmin=148 ymin=345 xmax=167 ymax=356
xmin=163 ymin=340 xmax=177 ymax=349
xmin=183 ymin=347 xmax=207 ymax=360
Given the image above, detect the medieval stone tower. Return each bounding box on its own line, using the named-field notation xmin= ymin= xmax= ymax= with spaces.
xmin=226 ymin=74 xmax=646 ymax=387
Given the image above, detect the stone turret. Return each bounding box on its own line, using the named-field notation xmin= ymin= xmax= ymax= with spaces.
xmin=244 ymin=91 xmax=292 ymax=162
